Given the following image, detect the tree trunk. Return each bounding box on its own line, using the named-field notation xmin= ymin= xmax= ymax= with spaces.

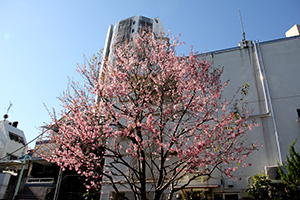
xmin=154 ymin=190 xmax=163 ymax=200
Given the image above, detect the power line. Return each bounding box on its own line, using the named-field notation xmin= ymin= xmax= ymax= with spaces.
xmin=0 ymin=128 xmax=49 ymax=161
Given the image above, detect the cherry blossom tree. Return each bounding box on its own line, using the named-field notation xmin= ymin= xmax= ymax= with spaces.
xmin=43 ymin=31 xmax=260 ymax=200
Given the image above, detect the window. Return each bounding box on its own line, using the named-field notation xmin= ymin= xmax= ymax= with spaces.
xmin=9 ymin=131 xmax=25 ymax=144
xmin=7 ymin=154 xmax=18 ymax=160
xmin=138 ymin=17 xmax=153 ymax=33
xmin=116 ymin=19 xmax=132 ymax=45
xmin=111 ymin=191 xmax=131 ymax=200
xmin=225 ymin=194 xmax=239 ymax=200
xmin=214 ymin=194 xmax=223 ymax=200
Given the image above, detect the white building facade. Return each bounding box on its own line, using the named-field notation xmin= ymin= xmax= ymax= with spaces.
xmin=191 ymin=34 xmax=300 ymax=199
xmin=0 ymin=117 xmax=27 ymax=199
xmin=0 ymin=118 xmax=27 ymax=160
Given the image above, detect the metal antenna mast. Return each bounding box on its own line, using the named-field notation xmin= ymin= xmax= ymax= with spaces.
xmin=6 ymin=101 xmax=13 ymax=114
xmin=239 ymin=10 xmax=246 ymax=41
xmin=3 ymin=101 xmax=13 ymax=120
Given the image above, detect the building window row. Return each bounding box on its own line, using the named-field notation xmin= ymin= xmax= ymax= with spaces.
xmin=9 ymin=131 xmax=25 ymax=145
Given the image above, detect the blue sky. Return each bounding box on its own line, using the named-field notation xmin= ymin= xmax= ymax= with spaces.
xmin=0 ymin=0 xmax=299 ymax=148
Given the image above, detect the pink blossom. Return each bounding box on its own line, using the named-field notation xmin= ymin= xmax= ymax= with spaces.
xmin=41 ymin=30 xmax=260 ymax=198
xmin=126 ymin=148 xmax=133 ymax=154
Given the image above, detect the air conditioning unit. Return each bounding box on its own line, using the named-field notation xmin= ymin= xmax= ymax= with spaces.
xmin=265 ymin=166 xmax=281 ymax=182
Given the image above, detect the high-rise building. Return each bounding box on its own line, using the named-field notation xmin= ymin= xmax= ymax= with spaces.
xmin=101 ymin=15 xmax=165 ymax=72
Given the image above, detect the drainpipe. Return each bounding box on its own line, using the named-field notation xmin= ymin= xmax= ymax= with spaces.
xmin=252 ymin=41 xmax=270 ymax=117
xmin=253 ymin=40 xmax=282 ymax=164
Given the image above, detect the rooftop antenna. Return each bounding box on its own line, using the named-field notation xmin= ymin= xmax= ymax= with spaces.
xmin=239 ymin=10 xmax=246 ymax=41
xmin=3 ymin=101 xmax=13 ymax=120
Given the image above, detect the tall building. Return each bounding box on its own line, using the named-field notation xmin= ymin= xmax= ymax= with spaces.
xmin=101 ymin=15 xmax=165 ymax=73
xmin=100 ymin=16 xmax=300 ymax=200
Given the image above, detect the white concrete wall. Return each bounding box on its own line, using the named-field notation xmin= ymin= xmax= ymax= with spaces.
xmin=259 ymin=37 xmax=300 ymax=158
xmin=0 ymin=120 xmax=27 ymax=159
xmin=194 ymin=36 xmax=300 ymax=197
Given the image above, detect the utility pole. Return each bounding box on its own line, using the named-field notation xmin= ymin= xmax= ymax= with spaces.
xmin=13 ymin=154 xmax=29 ymax=200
